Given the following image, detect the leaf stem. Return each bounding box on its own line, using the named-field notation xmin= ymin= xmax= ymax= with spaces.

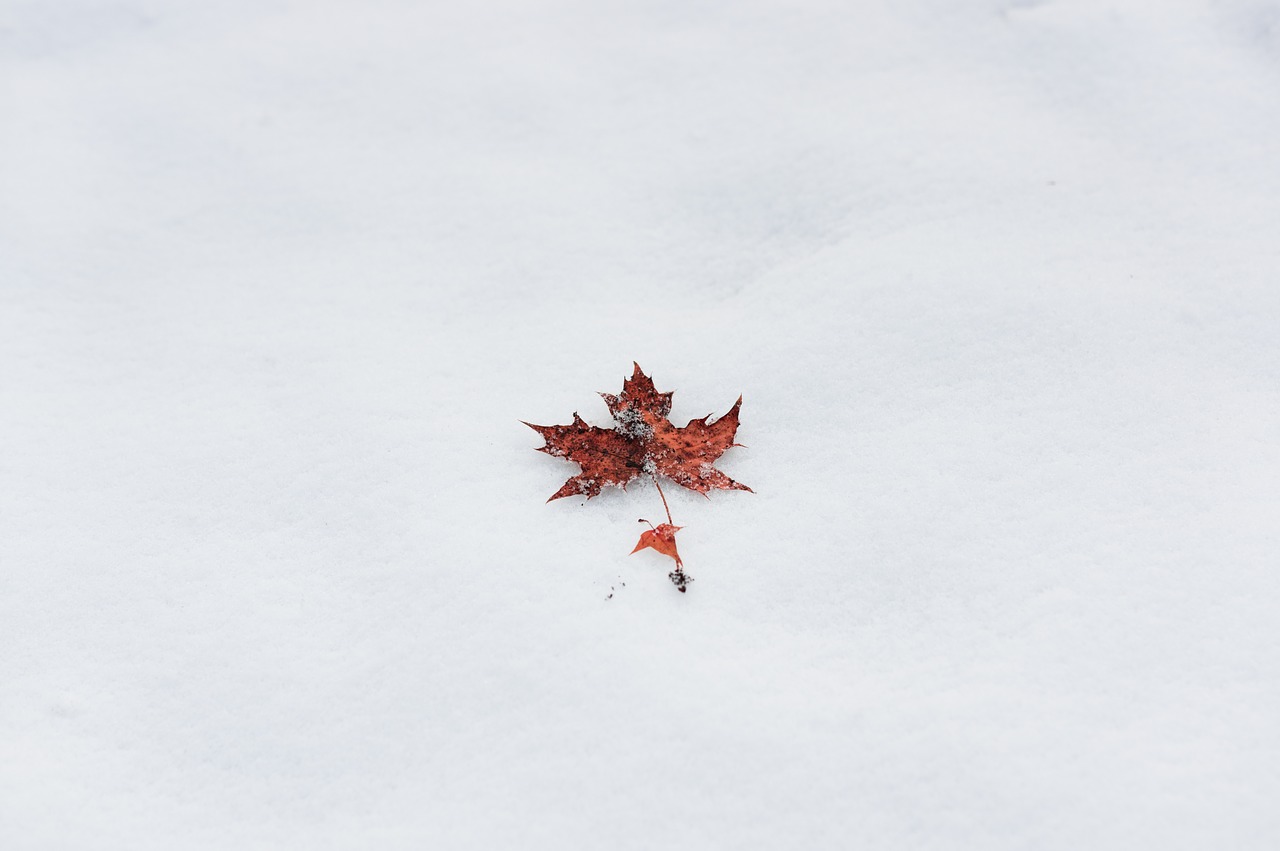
xmin=652 ymin=476 xmax=673 ymax=525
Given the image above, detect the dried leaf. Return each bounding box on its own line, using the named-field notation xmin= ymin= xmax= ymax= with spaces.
xmin=524 ymin=363 xmax=751 ymax=502
xmin=631 ymin=523 xmax=683 ymax=569
xmin=525 ymin=363 xmax=750 ymax=595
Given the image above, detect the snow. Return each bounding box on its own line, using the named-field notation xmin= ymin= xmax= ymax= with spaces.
xmin=3 ymin=0 xmax=1279 ymax=847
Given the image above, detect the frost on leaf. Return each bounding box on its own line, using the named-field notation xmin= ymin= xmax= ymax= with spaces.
xmin=523 ymin=363 xmax=751 ymax=502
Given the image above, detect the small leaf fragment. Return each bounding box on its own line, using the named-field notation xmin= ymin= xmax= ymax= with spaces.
xmin=630 ymin=523 xmax=684 ymax=570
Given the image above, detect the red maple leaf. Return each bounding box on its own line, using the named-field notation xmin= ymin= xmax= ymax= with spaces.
xmin=523 ymin=362 xmax=751 ymax=502
xmin=525 ymin=363 xmax=750 ymax=594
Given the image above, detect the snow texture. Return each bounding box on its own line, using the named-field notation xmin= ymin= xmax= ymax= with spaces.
xmin=3 ymin=0 xmax=1279 ymax=848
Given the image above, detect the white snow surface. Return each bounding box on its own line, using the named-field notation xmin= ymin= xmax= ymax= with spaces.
xmin=3 ymin=0 xmax=1280 ymax=847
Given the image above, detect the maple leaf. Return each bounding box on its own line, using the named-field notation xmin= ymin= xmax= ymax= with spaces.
xmin=523 ymin=363 xmax=751 ymax=502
